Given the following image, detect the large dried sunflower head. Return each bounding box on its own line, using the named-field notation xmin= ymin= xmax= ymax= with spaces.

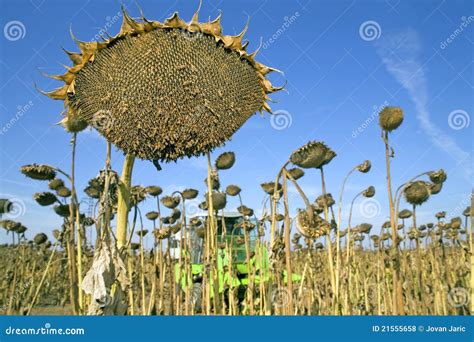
xmin=21 ymin=164 xmax=56 ymax=181
xmin=290 ymin=141 xmax=336 ymax=169
xmin=379 ymin=106 xmax=403 ymax=132
xmin=42 ymin=7 xmax=281 ymax=161
xmin=404 ymin=181 xmax=430 ymax=206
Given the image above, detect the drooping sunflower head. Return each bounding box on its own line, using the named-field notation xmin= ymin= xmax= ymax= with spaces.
xmin=404 ymin=181 xmax=430 ymax=206
xmin=42 ymin=6 xmax=282 ymax=161
xmin=290 ymin=141 xmax=336 ymax=169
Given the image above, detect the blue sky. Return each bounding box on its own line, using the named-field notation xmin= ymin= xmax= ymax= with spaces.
xmin=0 ymin=0 xmax=472 ymax=246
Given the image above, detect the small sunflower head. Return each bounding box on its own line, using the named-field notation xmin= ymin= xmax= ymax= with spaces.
xmin=290 ymin=141 xmax=336 ymax=169
xmin=463 ymin=206 xmax=471 ymax=217
xmin=0 ymin=199 xmax=13 ymax=215
xmin=404 ymin=181 xmax=430 ymax=206
xmin=225 ymin=184 xmax=241 ymax=197
xmin=171 ymin=208 xmax=181 ymax=220
xmin=146 ymin=186 xmax=163 ymax=197
xmin=146 ymin=211 xmax=159 ymax=221
xmin=21 ymin=164 xmax=56 ymax=181
xmin=362 ymin=186 xmax=376 ymax=198
xmin=206 ymin=192 xmax=227 ymax=210
xmin=34 ymin=192 xmax=58 ymax=206
xmin=398 ymin=209 xmax=412 ymax=219
xmin=295 ymin=209 xmax=330 ymax=239
xmin=56 ymin=186 xmax=72 ymax=198
xmin=53 ymin=204 xmax=71 ymax=218
xmin=428 ymin=169 xmax=447 ymax=184
xmin=0 ymin=219 xmax=21 ymax=232
xmin=356 ymin=223 xmax=372 ymax=234
xmin=48 ymin=178 xmax=65 ymax=191
xmin=60 ymin=115 xmax=88 ymax=133
xmin=356 ymin=160 xmax=371 ymax=173
xmin=287 ymin=167 xmax=305 ymax=180
xmin=316 ymin=193 xmax=335 ymax=208
xmin=428 ymin=182 xmax=443 ymax=195
xmin=161 ymin=195 xmax=181 ymax=209
xmin=260 ymin=181 xmax=282 ymax=195
xmin=379 ymin=106 xmax=404 ymax=132
xmin=215 ymin=152 xmax=236 ymax=170
xmin=237 ymin=205 xmax=253 ymax=217
xmin=136 ymin=229 xmax=149 ymax=237
xmin=450 ymin=217 xmax=462 ymax=229
xmin=130 ymin=186 xmax=148 ymax=206
xmin=33 ymin=233 xmax=48 ymax=245
xmin=204 ymin=172 xmax=220 ymax=191
xmin=435 ymin=211 xmax=446 ymax=219
xmin=182 ymin=188 xmax=199 ymax=200
xmin=84 ymin=185 xmax=101 ymax=199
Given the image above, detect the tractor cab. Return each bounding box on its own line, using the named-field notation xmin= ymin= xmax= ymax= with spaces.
xmin=187 ymin=211 xmax=258 ymax=266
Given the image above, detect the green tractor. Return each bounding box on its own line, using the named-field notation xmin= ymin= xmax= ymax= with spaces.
xmin=173 ymin=212 xmax=300 ymax=311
